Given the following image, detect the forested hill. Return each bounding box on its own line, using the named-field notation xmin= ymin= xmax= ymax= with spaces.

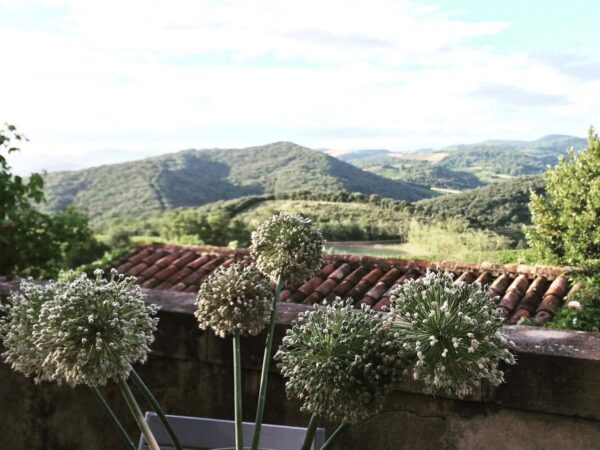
xmin=414 ymin=175 xmax=545 ymax=231
xmin=439 ymin=135 xmax=587 ymax=176
xmin=341 ymin=134 xmax=585 ymax=189
xmin=41 ymin=142 xmax=436 ymax=221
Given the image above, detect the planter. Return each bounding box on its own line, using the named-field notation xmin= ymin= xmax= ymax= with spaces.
xmin=139 ymin=412 xmax=325 ymax=450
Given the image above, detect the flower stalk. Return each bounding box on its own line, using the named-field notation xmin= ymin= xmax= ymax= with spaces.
xmin=233 ymin=333 xmax=244 ymax=450
xmin=300 ymin=414 xmax=319 ymax=450
xmin=130 ymin=369 xmax=183 ymax=450
xmin=251 ymin=275 xmax=283 ymax=450
xmin=119 ymin=379 xmax=160 ymax=450
xmin=92 ymin=387 xmax=136 ymax=450
xmin=320 ymin=423 xmax=349 ymax=450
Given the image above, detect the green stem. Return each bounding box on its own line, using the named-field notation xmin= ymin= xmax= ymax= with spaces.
xmin=300 ymin=414 xmax=319 ymax=450
xmin=251 ymin=275 xmax=283 ymax=450
xmin=92 ymin=387 xmax=136 ymax=450
xmin=320 ymin=423 xmax=349 ymax=450
xmin=233 ymin=333 xmax=244 ymax=450
xmin=130 ymin=369 xmax=183 ymax=450
xmin=118 ymin=379 xmax=160 ymax=450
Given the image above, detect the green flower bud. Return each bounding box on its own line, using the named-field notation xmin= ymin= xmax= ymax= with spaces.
xmin=196 ymin=263 xmax=274 ymax=338
xmin=34 ymin=270 xmax=158 ymax=387
xmin=251 ymin=213 xmax=324 ymax=285
xmin=275 ymin=299 xmax=411 ymax=424
xmin=388 ymin=271 xmax=516 ymax=398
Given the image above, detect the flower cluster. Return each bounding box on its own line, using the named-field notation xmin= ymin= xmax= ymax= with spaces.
xmin=251 ymin=212 xmax=324 ymax=285
xmin=195 ymin=263 xmax=274 ymax=338
xmin=0 ymin=280 xmax=58 ymax=382
xmin=387 ymin=271 xmax=516 ymax=397
xmin=1 ymin=270 xmax=158 ymax=387
xmin=275 ymin=299 xmax=410 ymax=424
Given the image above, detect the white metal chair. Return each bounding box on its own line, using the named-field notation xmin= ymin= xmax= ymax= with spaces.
xmin=138 ymin=412 xmax=326 ymax=450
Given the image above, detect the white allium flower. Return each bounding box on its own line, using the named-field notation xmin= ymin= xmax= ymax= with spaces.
xmin=34 ymin=270 xmax=158 ymax=387
xmin=387 ymin=271 xmax=516 ymax=398
xmin=251 ymin=212 xmax=324 ymax=284
xmin=195 ymin=263 xmax=274 ymax=338
xmin=0 ymin=280 xmax=57 ymax=382
xmin=275 ymin=299 xmax=411 ymax=424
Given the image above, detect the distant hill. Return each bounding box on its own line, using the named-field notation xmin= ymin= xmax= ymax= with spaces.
xmin=41 ymin=142 xmax=436 ymax=222
xmin=414 ymin=175 xmax=545 ymax=240
xmin=342 ymin=135 xmax=585 ymax=188
xmin=439 ymin=135 xmax=586 ymax=179
xmin=350 ymin=156 xmax=484 ymax=190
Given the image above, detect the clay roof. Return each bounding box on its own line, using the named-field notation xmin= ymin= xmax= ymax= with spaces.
xmin=108 ymin=243 xmax=582 ymax=326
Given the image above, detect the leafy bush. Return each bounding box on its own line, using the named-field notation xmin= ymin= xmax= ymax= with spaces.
xmin=546 ymin=271 xmax=600 ymax=332
xmin=0 ymin=125 xmax=105 ymax=278
xmin=526 ymin=127 xmax=600 ymax=265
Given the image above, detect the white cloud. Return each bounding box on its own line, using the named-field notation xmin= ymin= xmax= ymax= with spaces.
xmin=0 ymin=0 xmax=597 ymax=173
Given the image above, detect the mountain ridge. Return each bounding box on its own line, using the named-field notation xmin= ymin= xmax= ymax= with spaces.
xmin=41 ymin=141 xmax=436 ymax=222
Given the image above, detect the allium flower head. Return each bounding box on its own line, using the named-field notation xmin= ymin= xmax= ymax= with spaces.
xmin=195 ymin=263 xmax=274 ymax=338
xmin=388 ymin=271 xmax=515 ymax=398
xmin=251 ymin=212 xmax=324 ymax=285
xmin=35 ymin=270 xmax=158 ymax=387
xmin=0 ymin=280 xmax=57 ymax=382
xmin=275 ymin=299 xmax=410 ymax=424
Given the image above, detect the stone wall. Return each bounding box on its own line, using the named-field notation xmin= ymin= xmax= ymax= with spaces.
xmin=1 ymin=283 xmax=599 ymax=450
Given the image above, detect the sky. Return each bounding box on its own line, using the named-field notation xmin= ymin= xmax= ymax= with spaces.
xmin=1 ymin=0 xmax=599 ymax=174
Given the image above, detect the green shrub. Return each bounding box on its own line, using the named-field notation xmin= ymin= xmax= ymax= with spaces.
xmin=0 ymin=125 xmax=105 ymax=278
xmin=546 ymin=270 xmax=600 ymax=332
xmin=526 ymin=127 xmax=600 ymax=265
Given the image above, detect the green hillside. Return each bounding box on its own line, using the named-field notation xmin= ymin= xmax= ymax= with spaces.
xmin=42 ymin=142 xmax=436 ymax=222
xmin=344 ymin=135 xmax=585 ymax=187
xmin=126 ymin=194 xmax=412 ymax=244
xmin=351 ymin=156 xmax=484 ymax=190
xmin=414 ymin=175 xmax=545 ymax=238
xmin=438 ymin=135 xmax=586 ymax=178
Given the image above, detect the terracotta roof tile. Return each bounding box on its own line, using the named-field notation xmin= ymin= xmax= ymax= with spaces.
xmin=328 ymin=263 xmax=352 ymax=281
xmin=280 ymin=289 xmax=292 ymax=302
xmin=332 ymin=266 xmax=367 ymax=297
xmin=141 ymin=278 xmax=160 ymax=289
xmin=127 ymin=248 xmax=155 ymax=265
xmin=534 ymin=277 xmax=571 ymax=324
xmin=128 ymin=262 xmax=150 ymax=277
xmin=455 ymin=271 xmax=476 ymax=285
xmin=509 ymin=276 xmax=550 ymax=324
xmin=155 ymin=253 xmax=182 ymax=267
xmin=115 ymin=262 xmax=135 ymax=274
xmin=197 ymin=256 xmax=224 ymax=274
xmin=184 ymin=284 xmax=200 ymax=294
xmin=108 ymin=243 xmax=577 ymax=325
xmin=154 ymin=265 xmax=180 ymax=281
xmin=170 ymin=252 xmax=200 ymax=268
xmin=187 ymin=255 xmax=212 ymax=269
xmin=138 ymin=264 xmax=162 ymax=281
xmin=346 ymin=268 xmax=383 ymax=302
xmin=489 ymin=274 xmax=513 ymax=299
xmin=475 ymin=271 xmax=494 ymax=285
xmin=144 ymin=250 xmax=170 ymax=265
xmin=360 ymin=267 xmax=404 ymax=307
xmin=499 ymin=274 xmax=530 ymax=316
xmin=180 ymin=270 xmax=209 ymax=287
